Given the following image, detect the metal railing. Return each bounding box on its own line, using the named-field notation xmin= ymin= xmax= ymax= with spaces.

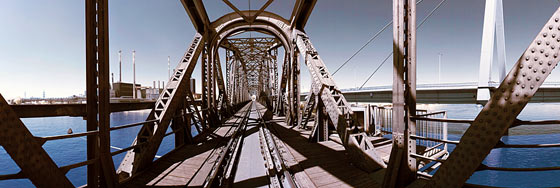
xmin=0 ymin=104 xmax=206 ymax=182
xmin=406 ymin=115 xmax=560 ymax=184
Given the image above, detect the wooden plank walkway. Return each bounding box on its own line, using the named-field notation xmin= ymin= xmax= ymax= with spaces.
xmin=267 ymin=115 xmax=386 ymax=188
xmin=121 ymin=103 xmax=252 ymax=187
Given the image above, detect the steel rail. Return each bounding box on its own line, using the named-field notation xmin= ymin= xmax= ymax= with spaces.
xmin=410 ymin=153 xmax=446 ymax=163
xmin=414 ymin=111 xmax=447 ymax=117
xmin=256 ymin=103 xmax=298 ymax=188
xmin=411 ymin=116 xmax=474 ymax=124
xmin=478 ymin=164 xmax=560 ymax=172
xmin=203 ymin=102 xmax=252 ymax=188
xmin=0 ymin=172 xmax=25 ymax=181
xmin=495 ymin=142 xmax=560 ymax=148
xmin=410 ymin=135 xmax=460 ymax=145
xmin=59 ymin=158 xmax=99 ymax=173
xmin=34 ymin=119 xmax=160 ymax=142
xmin=110 ymin=142 xmax=148 ymax=156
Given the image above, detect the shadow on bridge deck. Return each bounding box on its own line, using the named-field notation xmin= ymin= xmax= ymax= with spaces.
xmin=267 ymin=115 xmax=385 ymax=187
xmin=120 ymin=126 xmax=234 ymax=187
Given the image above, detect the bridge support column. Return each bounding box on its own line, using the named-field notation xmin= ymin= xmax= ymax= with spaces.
xmin=383 ymin=0 xmax=417 ymax=187
xmin=86 ymin=0 xmax=117 ymax=186
xmin=477 ymin=0 xmax=507 ymax=104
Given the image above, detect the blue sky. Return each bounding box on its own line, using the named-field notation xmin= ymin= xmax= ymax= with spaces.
xmin=1 ymin=0 xmax=560 ymax=99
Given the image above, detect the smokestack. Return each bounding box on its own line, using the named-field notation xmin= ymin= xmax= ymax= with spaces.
xmin=133 ymin=50 xmax=136 ymax=99
xmin=119 ymin=50 xmax=122 ymax=82
xmin=158 ymin=81 xmax=160 ymax=89
xmin=168 ymin=56 xmax=171 ymax=79
xmin=162 ymin=81 xmax=165 ymax=88
xmin=153 ymin=81 xmax=156 ymax=88
xmin=111 ymin=73 xmax=114 ymax=87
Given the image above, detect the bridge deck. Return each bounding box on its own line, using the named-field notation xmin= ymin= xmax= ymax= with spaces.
xmin=122 ymin=103 xmax=252 ymax=187
xmin=233 ymin=103 xmax=270 ymax=187
xmin=122 ymin=102 xmax=393 ymax=188
xmin=267 ymin=115 xmax=386 ymax=187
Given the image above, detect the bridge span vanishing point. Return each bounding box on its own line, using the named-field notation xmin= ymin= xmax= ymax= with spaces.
xmin=2 ymin=0 xmax=560 ymax=187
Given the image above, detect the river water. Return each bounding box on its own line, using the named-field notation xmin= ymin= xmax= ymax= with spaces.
xmin=0 ymin=103 xmax=559 ymax=187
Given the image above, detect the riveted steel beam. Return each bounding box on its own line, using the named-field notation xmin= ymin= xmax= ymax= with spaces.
xmin=117 ymin=34 xmax=204 ymax=178
xmin=0 ymin=94 xmax=73 ymax=187
xmin=428 ymin=7 xmax=560 ymax=188
xmin=86 ymin=0 xmax=117 ymax=186
xmin=180 ymin=0 xmax=210 ymax=33
xmin=383 ymin=0 xmax=417 ymax=187
xmin=291 ymin=0 xmax=317 ymax=30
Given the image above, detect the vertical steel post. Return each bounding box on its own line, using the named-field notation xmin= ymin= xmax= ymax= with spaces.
xmin=85 ymin=0 xmax=118 ymax=186
xmin=383 ymin=0 xmax=416 ymax=186
xmin=85 ymin=0 xmax=99 ymax=186
xmin=294 ymin=52 xmax=301 ymax=127
xmin=201 ymin=46 xmax=209 ymax=121
xmin=97 ymin=0 xmax=117 ymax=186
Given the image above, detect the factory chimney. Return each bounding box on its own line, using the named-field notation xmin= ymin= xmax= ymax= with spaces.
xmin=168 ymin=56 xmax=171 ymax=79
xmin=119 ymin=50 xmax=122 ymax=82
xmin=133 ymin=50 xmax=136 ymax=99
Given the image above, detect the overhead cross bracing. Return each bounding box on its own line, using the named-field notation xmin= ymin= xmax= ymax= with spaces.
xmin=3 ymin=0 xmax=560 ymax=188
xmin=222 ymin=37 xmax=280 ymax=97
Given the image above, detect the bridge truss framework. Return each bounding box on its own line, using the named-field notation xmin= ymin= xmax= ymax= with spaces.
xmin=1 ymin=0 xmax=560 ymax=187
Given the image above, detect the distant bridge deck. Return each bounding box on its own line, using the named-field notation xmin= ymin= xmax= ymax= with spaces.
xmin=326 ymin=82 xmax=560 ymax=104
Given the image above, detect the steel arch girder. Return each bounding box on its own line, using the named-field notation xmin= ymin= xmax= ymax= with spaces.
xmin=428 ymin=7 xmax=560 ymax=187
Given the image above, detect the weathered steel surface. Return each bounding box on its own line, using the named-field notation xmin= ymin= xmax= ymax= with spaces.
xmin=85 ymin=0 xmax=99 ymax=186
xmin=0 ymin=94 xmax=73 ymax=187
xmin=117 ymin=33 xmax=205 ymax=178
xmin=383 ymin=0 xmax=417 ymax=187
xmin=428 ymin=7 xmax=560 ymax=188
xmin=294 ymin=32 xmax=386 ymax=172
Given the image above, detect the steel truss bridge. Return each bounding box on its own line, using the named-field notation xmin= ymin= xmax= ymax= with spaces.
xmin=2 ymin=0 xmax=560 ymax=187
